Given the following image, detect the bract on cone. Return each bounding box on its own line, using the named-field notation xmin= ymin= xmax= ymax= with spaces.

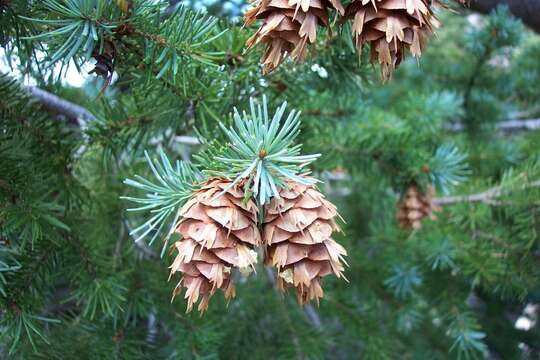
xmin=263 ymin=180 xmax=348 ymax=304
xmin=169 ymin=178 xmax=260 ymax=313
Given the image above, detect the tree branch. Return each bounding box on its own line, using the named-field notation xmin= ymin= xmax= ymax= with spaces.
xmin=434 ymin=180 xmax=540 ymax=205
xmin=24 ymin=86 xmax=96 ymax=127
xmin=24 ymin=86 xmax=206 ymax=152
xmin=174 ymin=120 xmax=540 ymax=142
xmin=447 ymin=118 xmax=540 ymax=132
xmin=23 ymin=85 xmax=540 ymax=137
xmin=174 ymin=135 xmax=201 ymax=145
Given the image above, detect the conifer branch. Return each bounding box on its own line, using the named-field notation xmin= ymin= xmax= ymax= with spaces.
xmin=24 ymin=86 xmax=95 ymax=126
xmin=510 ymin=106 xmax=540 ymax=119
xmin=434 ymin=180 xmax=540 ymax=205
xmin=174 ymin=135 xmax=201 ymax=145
xmin=447 ymin=118 xmax=540 ymax=132
xmin=27 ymin=86 xmax=539 ymax=139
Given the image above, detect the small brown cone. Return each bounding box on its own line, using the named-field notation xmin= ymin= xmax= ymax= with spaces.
xmin=169 ymin=178 xmax=260 ymax=313
xmin=396 ymin=183 xmax=440 ymax=229
xmin=343 ymin=0 xmax=439 ymax=80
xmin=263 ymin=181 xmax=348 ymax=304
xmin=245 ymin=0 xmax=345 ymax=74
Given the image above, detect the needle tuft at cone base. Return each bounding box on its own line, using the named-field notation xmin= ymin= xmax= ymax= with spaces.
xmin=209 ymin=96 xmax=321 ymax=206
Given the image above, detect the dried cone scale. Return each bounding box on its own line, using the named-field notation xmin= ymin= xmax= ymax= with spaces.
xmin=245 ymin=0 xmax=345 ymax=74
xmin=263 ymin=181 xmax=348 ymax=304
xmin=169 ymin=178 xmax=260 ymax=312
xmin=343 ymin=0 xmax=439 ymax=80
xmin=396 ymin=183 xmax=440 ymax=229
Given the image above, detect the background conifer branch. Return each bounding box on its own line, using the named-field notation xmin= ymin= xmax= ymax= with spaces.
xmin=434 ymin=180 xmax=540 ymax=205
xmin=447 ymin=118 xmax=540 ymax=132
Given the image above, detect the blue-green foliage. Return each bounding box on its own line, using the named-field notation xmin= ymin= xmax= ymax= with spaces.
xmin=144 ymin=5 xmax=227 ymax=78
xmin=210 ymin=96 xmax=320 ymax=205
xmin=384 ymin=265 xmax=423 ymax=299
xmin=123 ymin=150 xmax=199 ymax=254
xmin=429 ymin=145 xmax=470 ymax=194
xmin=21 ymin=0 xmax=121 ymax=68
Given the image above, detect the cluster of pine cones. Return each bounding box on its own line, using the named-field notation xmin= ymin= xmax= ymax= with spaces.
xmin=169 ymin=177 xmax=348 ymax=313
xmin=245 ymin=0 xmax=440 ymax=79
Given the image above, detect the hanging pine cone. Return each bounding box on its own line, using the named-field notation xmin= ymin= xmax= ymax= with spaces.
xmin=343 ymin=0 xmax=439 ymax=80
xmin=89 ymin=39 xmax=115 ymax=82
xmin=396 ymin=183 xmax=440 ymax=229
xmin=245 ymin=0 xmax=344 ymax=74
xmin=263 ymin=180 xmax=347 ymax=304
xmin=169 ymin=178 xmax=260 ymax=313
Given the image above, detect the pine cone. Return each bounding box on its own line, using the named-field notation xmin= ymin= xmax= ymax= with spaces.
xmin=89 ymin=40 xmax=115 ymax=81
xmin=396 ymin=183 xmax=440 ymax=229
xmin=263 ymin=181 xmax=347 ymax=304
xmin=245 ymin=0 xmax=344 ymax=74
xmin=169 ymin=178 xmax=260 ymax=312
xmin=343 ymin=0 xmax=438 ymax=80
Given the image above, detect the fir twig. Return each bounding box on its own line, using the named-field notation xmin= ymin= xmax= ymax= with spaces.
xmin=446 ymin=118 xmax=540 ymax=132
xmin=434 ymin=180 xmax=540 ymax=205
xmin=202 ymin=96 xmax=321 ymax=205
xmin=122 ymin=149 xmax=199 ymax=254
xmin=24 ymin=85 xmax=96 ymax=126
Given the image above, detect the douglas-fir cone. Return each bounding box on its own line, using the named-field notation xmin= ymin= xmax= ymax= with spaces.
xmin=245 ymin=0 xmax=344 ymax=73
xmin=396 ymin=183 xmax=440 ymax=229
xmin=169 ymin=178 xmax=260 ymax=313
xmin=263 ymin=180 xmax=348 ymax=304
xmin=343 ymin=0 xmax=439 ymax=80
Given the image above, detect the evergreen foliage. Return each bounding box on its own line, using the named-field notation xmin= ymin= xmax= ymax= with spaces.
xmin=1 ymin=0 xmax=540 ymax=358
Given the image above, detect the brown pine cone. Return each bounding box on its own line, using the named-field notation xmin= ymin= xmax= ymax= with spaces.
xmin=396 ymin=183 xmax=440 ymax=229
xmin=263 ymin=181 xmax=348 ymax=304
xmin=170 ymin=178 xmax=260 ymax=312
xmin=245 ymin=0 xmax=344 ymax=74
xmin=343 ymin=0 xmax=439 ymax=80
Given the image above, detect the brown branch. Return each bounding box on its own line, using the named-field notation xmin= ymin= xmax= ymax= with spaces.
xmin=434 ymin=180 xmax=540 ymax=205
xmin=447 ymin=118 xmax=540 ymax=132
xmin=24 ymin=86 xmax=96 ymax=126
